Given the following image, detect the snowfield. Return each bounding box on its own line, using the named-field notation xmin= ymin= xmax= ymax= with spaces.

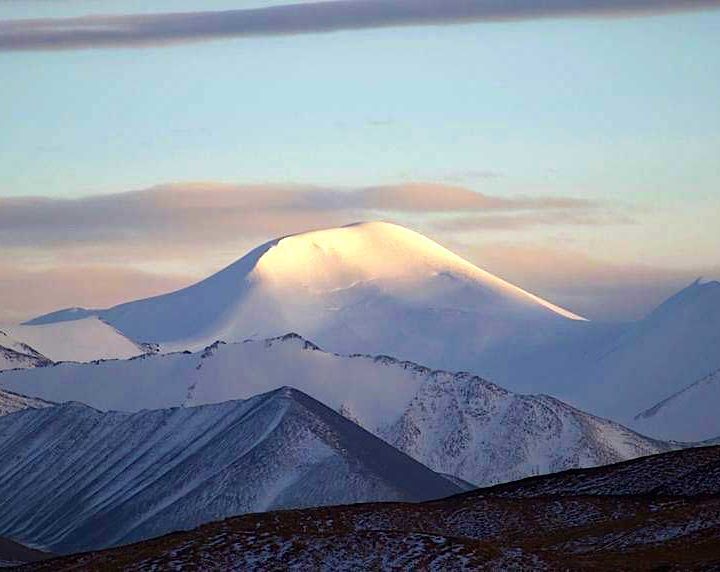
xmin=634 ymin=368 xmax=720 ymax=441
xmin=2 ymin=318 xmax=143 ymax=364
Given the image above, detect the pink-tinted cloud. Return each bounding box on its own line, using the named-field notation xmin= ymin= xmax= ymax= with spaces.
xmin=1 ymin=181 xmax=709 ymax=324
xmin=0 ymin=182 xmax=601 ymax=249
xmin=344 ymin=183 xmax=597 ymax=213
xmin=429 ymin=210 xmax=633 ymax=232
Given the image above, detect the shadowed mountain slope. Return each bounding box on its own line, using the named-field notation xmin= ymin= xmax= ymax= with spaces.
xmin=24 ymin=446 xmax=720 ymax=571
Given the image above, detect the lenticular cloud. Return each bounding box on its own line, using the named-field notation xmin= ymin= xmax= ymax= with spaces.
xmin=1 ymin=0 xmax=718 ymax=52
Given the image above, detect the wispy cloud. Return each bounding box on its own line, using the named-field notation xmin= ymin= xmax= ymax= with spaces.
xmin=349 ymin=183 xmax=597 ymax=212
xmin=430 ymin=210 xmax=634 ymax=232
xmin=1 ymin=0 xmax=717 ymax=52
xmin=0 ymin=182 xmax=603 ymax=249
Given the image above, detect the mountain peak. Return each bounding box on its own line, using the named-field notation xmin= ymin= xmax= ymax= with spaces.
xmin=648 ymin=277 xmax=720 ymax=321
xmin=235 ymin=220 xmax=585 ymax=319
xmin=252 ymin=220 xmax=470 ymax=285
xmin=23 ymin=221 xmax=584 ymax=349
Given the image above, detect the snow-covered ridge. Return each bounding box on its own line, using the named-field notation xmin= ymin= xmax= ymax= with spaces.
xmin=0 ymin=330 xmax=51 ymax=371
xmin=0 ymin=332 xmax=673 ymax=486
xmin=0 ymin=388 xmax=53 ymax=417
xmin=561 ymin=278 xmax=720 ymax=436
xmin=0 ymin=386 xmax=461 ymax=555
xmin=379 ymin=368 xmax=673 ymax=485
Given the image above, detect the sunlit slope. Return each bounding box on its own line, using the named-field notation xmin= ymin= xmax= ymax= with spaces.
xmin=27 ymin=222 xmax=584 ymax=358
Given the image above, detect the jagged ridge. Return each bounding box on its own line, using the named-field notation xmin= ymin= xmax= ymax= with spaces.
xmin=0 ymin=333 xmax=673 ymax=486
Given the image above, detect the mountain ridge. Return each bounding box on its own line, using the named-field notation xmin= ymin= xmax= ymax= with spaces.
xmin=0 ymin=386 xmax=460 ymax=554
xmin=0 ymin=332 xmax=675 ymax=486
xmin=15 ymin=223 xmax=720 ymax=442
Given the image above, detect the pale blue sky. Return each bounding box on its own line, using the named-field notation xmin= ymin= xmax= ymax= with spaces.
xmin=0 ymin=2 xmax=718 ymax=322
xmin=2 ymin=6 xmax=719 ymax=200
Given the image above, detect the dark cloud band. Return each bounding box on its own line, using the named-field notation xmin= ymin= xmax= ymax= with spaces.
xmin=1 ymin=0 xmax=717 ymax=52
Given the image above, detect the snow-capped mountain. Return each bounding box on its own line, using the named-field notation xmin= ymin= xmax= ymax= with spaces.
xmin=0 ymin=387 xmax=461 ymax=555
xmin=25 ymin=221 xmax=585 ymax=357
xmin=0 ymin=330 xmax=50 ymax=371
xmin=19 ymin=223 xmax=720 ymax=441
xmin=558 ymin=278 xmax=720 ymax=425
xmin=0 ymin=334 xmax=672 ymax=485
xmin=633 ymin=368 xmax=720 ymax=442
xmin=2 ymin=318 xmax=144 ymax=363
xmin=0 ymin=388 xmax=53 ymax=417
xmin=380 ymin=372 xmax=672 ymax=485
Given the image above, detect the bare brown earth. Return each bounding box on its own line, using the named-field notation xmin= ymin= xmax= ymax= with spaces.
xmin=22 ymin=446 xmax=720 ymax=571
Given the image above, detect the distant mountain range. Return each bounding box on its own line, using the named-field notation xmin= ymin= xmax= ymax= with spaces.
xmin=0 ymin=334 xmax=674 ymax=487
xmin=17 ymin=222 xmax=720 ymax=442
xmin=25 ymin=445 xmax=720 ymax=571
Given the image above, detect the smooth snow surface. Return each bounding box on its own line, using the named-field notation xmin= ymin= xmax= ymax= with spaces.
xmin=0 ymin=388 xmax=460 ymax=554
xmin=560 ymin=279 xmax=720 ymax=427
xmin=634 ymin=369 xmax=720 ymax=441
xmin=27 ymin=221 xmax=584 ymax=351
xmin=3 ymin=318 xmax=143 ymax=363
xmin=0 ymin=334 xmax=671 ymax=486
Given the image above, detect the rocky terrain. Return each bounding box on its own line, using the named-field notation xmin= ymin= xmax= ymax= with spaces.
xmin=23 ymin=445 xmax=720 ymax=571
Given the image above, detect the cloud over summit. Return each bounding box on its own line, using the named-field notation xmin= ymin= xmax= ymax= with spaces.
xmin=0 ymin=181 xmax=712 ymax=323
xmin=0 ymin=182 xmax=605 ymax=249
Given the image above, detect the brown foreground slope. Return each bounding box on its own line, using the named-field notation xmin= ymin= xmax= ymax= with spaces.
xmin=0 ymin=537 xmax=49 ymax=567
xmin=23 ymin=445 xmax=720 ymax=571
